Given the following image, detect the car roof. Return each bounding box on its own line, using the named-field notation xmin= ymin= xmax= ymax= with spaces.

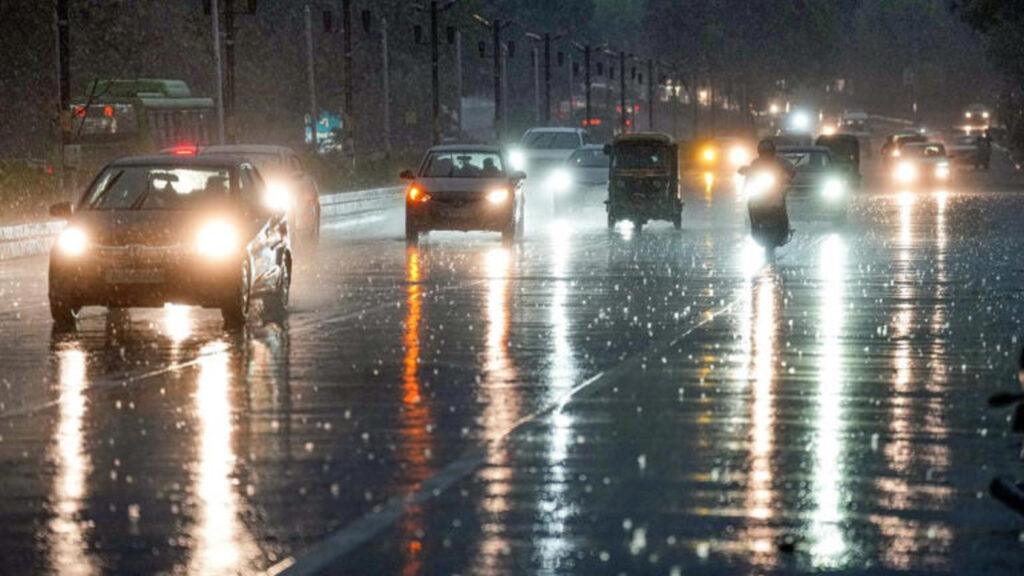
xmin=427 ymin=144 xmax=503 ymax=154
xmin=202 ymin=145 xmax=294 ymax=156
xmin=777 ymin=146 xmax=831 ymax=154
xmin=107 ymin=155 xmax=242 ymax=168
xmin=613 ymin=132 xmax=674 ymax=144
xmin=903 ymin=142 xmax=945 ymax=149
xmin=524 ymin=127 xmax=584 ymax=133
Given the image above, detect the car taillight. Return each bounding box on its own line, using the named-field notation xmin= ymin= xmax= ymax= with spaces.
xmin=407 ymin=185 xmax=430 ymax=203
xmin=172 ymin=145 xmax=198 ymax=156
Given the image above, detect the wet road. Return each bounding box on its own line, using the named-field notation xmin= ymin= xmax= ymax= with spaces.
xmin=3 ymin=156 xmax=1024 ymax=575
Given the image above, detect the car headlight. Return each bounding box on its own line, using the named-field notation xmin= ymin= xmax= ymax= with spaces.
xmin=728 ymin=147 xmax=749 ymax=166
xmin=965 ymin=112 xmax=972 ymax=119
xmin=508 ymin=150 xmax=526 ymax=171
xmin=891 ymin=149 xmax=901 ymax=158
xmin=983 ymin=111 xmax=990 ymax=120
xmin=196 ymin=220 xmax=238 ymax=259
xmin=701 ymin=147 xmax=716 ymax=163
xmin=487 ymin=188 xmax=510 ymax=204
xmin=57 ymin=227 xmax=88 ymax=256
xmin=936 ymin=163 xmax=950 ymax=180
xmin=894 ymin=161 xmax=917 ymax=184
xmin=744 ymin=172 xmax=776 ymax=198
xmin=547 ymin=169 xmax=572 ymax=193
xmin=265 ymin=181 xmax=292 ymax=213
xmin=822 ymin=177 xmax=844 ymax=200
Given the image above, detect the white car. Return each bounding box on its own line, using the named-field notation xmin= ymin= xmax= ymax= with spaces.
xmin=509 ymin=127 xmax=589 ymax=188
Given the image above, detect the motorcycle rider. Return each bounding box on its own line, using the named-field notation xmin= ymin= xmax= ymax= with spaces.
xmin=745 ymin=139 xmax=795 ymax=238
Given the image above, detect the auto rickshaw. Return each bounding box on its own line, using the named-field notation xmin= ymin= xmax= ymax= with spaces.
xmin=815 ymin=133 xmax=861 ymax=188
xmin=604 ymin=132 xmax=684 ymax=231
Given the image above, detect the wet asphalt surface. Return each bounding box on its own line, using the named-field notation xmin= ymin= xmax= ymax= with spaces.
xmin=3 ymin=153 xmax=1024 ymax=575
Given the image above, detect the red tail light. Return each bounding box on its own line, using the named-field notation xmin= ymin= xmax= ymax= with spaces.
xmin=172 ymin=145 xmax=198 ymax=156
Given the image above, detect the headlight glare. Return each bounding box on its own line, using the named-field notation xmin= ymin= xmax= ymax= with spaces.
xmin=894 ymin=161 xmax=917 ymax=184
xmin=196 ymin=220 xmax=238 ymax=259
xmin=745 ymin=172 xmax=776 ymax=198
xmin=548 ymin=169 xmax=572 ymax=192
xmin=509 ymin=150 xmax=526 ymax=171
xmin=936 ymin=163 xmax=950 ymax=180
xmin=823 ymin=178 xmax=844 ymax=200
xmin=57 ymin=227 xmax=88 ymax=256
xmin=265 ymin=182 xmax=292 ymax=213
xmin=487 ymin=188 xmax=510 ymax=204
xmin=728 ymin=146 xmax=749 ymax=166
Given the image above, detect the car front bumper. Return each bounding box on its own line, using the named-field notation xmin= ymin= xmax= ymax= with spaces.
xmin=407 ymin=199 xmax=513 ymax=232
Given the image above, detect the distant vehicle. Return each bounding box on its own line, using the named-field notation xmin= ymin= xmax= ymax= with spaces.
xmin=963 ymin=103 xmax=992 ymax=133
xmin=508 ymin=127 xmax=589 ymax=186
xmin=605 ymin=132 xmax=684 ymax=231
xmin=815 ymin=133 xmax=861 ymax=188
xmin=547 ymin=144 xmax=610 ymax=213
xmin=401 ymin=145 xmax=526 ymax=244
xmin=769 ymin=132 xmax=814 ymax=148
xmin=838 ymin=110 xmax=872 ymax=136
xmin=47 ymin=155 xmax=292 ymax=328
xmin=68 ymin=79 xmax=215 ymax=174
xmin=891 ymin=142 xmax=951 ymax=187
xmin=881 ymin=132 xmax=927 ymax=161
xmin=200 ymin=145 xmax=321 ymax=244
xmin=684 ymin=137 xmax=753 ymax=176
xmin=948 ymin=134 xmax=983 ymax=168
xmin=776 ymin=146 xmax=850 ymax=221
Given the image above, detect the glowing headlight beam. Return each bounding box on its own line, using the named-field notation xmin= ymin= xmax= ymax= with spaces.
xmin=487 ymin=188 xmax=510 ymax=204
xmin=57 ymin=227 xmax=88 ymax=256
xmin=264 ymin=182 xmax=292 ymax=213
xmin=196 ymin=221 xmax=238 ymax=259
xmin=508 ymin=150 xmax=526 ymax=171
xmin=822 ymin=178 xmax=844 ymax=200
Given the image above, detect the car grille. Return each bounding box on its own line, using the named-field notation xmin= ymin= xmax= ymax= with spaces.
xmin=95 ymin=244 xmax=188 ymax=266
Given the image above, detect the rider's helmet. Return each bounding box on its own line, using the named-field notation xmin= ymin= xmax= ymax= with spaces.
xmin=757 ymin=139 xmax=776 ymax=158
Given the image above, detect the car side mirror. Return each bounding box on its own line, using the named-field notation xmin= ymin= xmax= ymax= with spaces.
xmin=737 ymin=166 xmax=749 ymax=176
xmin=603 ymin=144 xmax=612 ymax=156
xmin=511 ymin=170 xmax=527 ymax=181
xmin=50 ymin=202 xmax=73 ymax=219
xmin=400 ymin=169 xmax=416 ymax=180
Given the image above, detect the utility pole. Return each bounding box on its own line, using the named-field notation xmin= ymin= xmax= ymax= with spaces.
xmin=584 ymin=45 xmax=591 ymax=129
xmin=619 ymin=51 xmax=626 ymax=133
xmin=430 ymin=0 xmax=441 ymax=144
xmin=54 ymin=0 xmax=71 ymax=198
xmin=381 ymin=16 xmax=391 ymax=156
xmin=455 ymin=30 xmax=463 ymax=137
xmin=532 ymin=47 xmax=541 ymax=123
xmin=342 ymin=0 xmax=354 ymax=161
xmin=210 ymin=0 xmax=226 ymax=145
xmin=647 ymin=59 xmax=654 ymax=131
xmin=304 ymin=5 xmax=318 ymax=151
xmin=493 ymin=20 xmax=503 ymax=143
xmin=567 ymin=53 xmax=574 ymax=126
xmin=224 ymin=0 xmax=236 ymax=142
xmin=543 ymin=33 xmax=552 ymax=124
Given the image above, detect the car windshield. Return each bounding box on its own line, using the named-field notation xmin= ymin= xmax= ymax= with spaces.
xmin=569 ymin=148 xmax=609 ymax=168
xmin=421 ymin=152 xmax=505 ymax=178
xmin=83 ymin=166 xmax=232 ymax=210
xmin=779 ymin=151 xmax=831 ymax=170
xmin=904 ymin=144 xmax=947 ymax=158
xmin=522 ymin=131 xmax=581 ymax=150
xmin=612 ymin=144 xmax=670 ymax=170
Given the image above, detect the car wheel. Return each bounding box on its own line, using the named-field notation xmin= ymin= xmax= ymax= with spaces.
xmin=49 ymin=294 xmax=80 ymax=328
xmin=221 ymin=261 xmax=251 ymax=328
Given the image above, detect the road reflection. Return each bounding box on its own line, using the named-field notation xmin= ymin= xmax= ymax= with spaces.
xmin=187 ymin=340 xmax=257 ymax=574
xmin=470 ymin=246 xmax=519 ymax=573
xmin=398 ymin=246 xmax=436 ymax=576
xmin=810 ymin=234 xmax=850 ymax=567
xmin=47 ymin=342 xmax=98 ymax=576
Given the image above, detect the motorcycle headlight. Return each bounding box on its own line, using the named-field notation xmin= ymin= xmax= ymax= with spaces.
xmin=196 ymin=220 xmax=238 ymax=259
xmin=728 ymin=146 xmax=749 ymax=166
xmin=487 ymin=188 xmax=510 ymax=204
xmin=57 ymin=227 xmax=88 ymax=256
xmin=265 ymin=182 xmax=292 ymax=213
xmin=508 ymin=150 xmax=526 ymax=172
xmin=822 ymin=177 xmax=844 ymax=200
xmin=744 ymin=172 xmax=776 ymax=198
xmin=894 ymin=161 xmax=917 ymax=184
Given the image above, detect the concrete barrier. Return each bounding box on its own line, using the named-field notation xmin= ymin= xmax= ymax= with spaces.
xmin=0 ymin=186 xmax=404 ymax=262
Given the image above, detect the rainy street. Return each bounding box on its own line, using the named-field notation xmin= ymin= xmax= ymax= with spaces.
xmin=0 ymin=153 xmax=1020 ymax=575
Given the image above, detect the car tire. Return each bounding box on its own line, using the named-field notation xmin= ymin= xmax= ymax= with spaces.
xmin=49 ymin=294 xmax=80 ymax=328
xmin=221 ymin=262 xmax=251 ymax=329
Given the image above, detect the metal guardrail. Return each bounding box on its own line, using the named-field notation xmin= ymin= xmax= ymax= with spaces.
xmin=0 ymin=186 xmax=404 ymax=262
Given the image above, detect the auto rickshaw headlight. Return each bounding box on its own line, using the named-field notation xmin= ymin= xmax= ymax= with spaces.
xmin=57 ymin=226 xmax=88 ymax=256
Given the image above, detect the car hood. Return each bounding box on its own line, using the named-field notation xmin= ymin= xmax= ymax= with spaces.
xmin=71 ymin=209 xmax=235 ymax=247
xmin=524 ymin=149 xmax=575 ymax=163
xmin=416 ymin=177 xmax=511 ymax=196
xmin=791 ymin=169 xmax=842 ymax=188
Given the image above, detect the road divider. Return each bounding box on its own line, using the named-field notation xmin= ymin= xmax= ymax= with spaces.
xmin=0 ymin=186 xmax=404 ymax=262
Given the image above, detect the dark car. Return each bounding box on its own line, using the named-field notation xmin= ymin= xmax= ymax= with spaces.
xmin=881 ymin=132 xmax=927 ymax=162
xmin=200 ymin=145 xmax=321 ymax=244
xmin=402 ymin=145 xmax=526 ymax=244
xmin=776 ymin=146 xmax=850 ymax=221
xmin=815 ymin=133 xmax=861 ymax=187
xmin=48 ymin=155 xmax=292 ymax=328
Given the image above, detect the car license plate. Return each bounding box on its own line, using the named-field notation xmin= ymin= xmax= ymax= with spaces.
xmin=105 ymin=268 xmax=163 ymax=284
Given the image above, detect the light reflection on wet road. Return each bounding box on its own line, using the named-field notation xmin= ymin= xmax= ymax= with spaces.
xmin=2 ymin=161 xmax=1024 ymax=574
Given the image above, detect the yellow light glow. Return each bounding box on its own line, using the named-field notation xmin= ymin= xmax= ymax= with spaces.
xmin=57 ymin=227 xmax=88 ymax=256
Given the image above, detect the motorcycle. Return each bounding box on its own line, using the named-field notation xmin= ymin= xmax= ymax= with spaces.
xmin=988 ymin=347 xmax=1024 ymax=516
xmin=740 ymin=166 xmax=791 ymax=249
